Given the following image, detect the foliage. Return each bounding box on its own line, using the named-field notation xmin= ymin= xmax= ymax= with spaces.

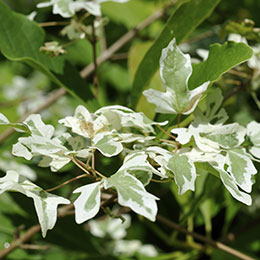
xmin=0 ymin=0 xmax=260 ymax=259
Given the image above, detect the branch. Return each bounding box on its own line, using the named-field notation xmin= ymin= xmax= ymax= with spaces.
xmin=156 ymin=215 xmax=255 ymax=260
xmin=0 ymin=3 xmax=171 ymax=144
xmin=0 ymin=203 xmax=75 ymax=259
xmin=79 ymin=6 xmax=167 ymax=78
xmin=44 ymin=173 xmax=88 ymax=192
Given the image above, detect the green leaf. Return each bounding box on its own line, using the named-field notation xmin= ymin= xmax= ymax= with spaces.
xmin=0 ymin=170 xmax=70 ymax=237
xmin=188 ymin=41 xmax=253 ymax=89
xmin=0 ymin=1 xmax=98 ymax=110
xmin=73 ymin=182 xmax=102 ymax=224
xmin=131 ymin=0 xmax=221 ymax=107
xmin=104 ymin=171 xmax=158 ymax=221
xmin=167 ymin=154 xmax=196 ymax=195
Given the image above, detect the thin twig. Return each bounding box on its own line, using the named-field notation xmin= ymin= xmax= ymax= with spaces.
xmin=228 ymin=69 xmax=250 ymax=79
xmin=0 ymin=204 xmax=74 ymax=259
xmin=20 ymin=244 xmax=50 ymax=250
xmin=177 ymin=113 xmax=181 ymax=128
xmin=79 ymin=5 xmax=169 ymax=78
xmin=44 ymin=174 xmax=88 ymax=192
xmin=92 ymin=19 xmax=99 ymax=98
xmin=156 ymin=125 xmax=176 ymax=140
xmin=150 ymin=178 xmax=171 ymax=183
xmin=71 ymin=156 xmax=92 ymax=176
xmin=156 ymin=215 xmax=255 ymax=260
xmin=38 ymin=21 xmax=69 ymax=27
xmin=159 ymin=139 xmax=177 ymax=145
xmin=0 ymin=88 xmax=66 ymax=144
xmin=92 ymin=169 xmax=107 ymax=179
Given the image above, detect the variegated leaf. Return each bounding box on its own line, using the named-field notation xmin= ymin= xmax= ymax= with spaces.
xmin=143 ymin=38 xmax=210 ymax=115
xmin=0 ymin=170 xmax=70 ymax=237
xmin=73 ymin=181 xmax=102 ymax=224
xmin=104 ymin=171 xmax=158 ymax=221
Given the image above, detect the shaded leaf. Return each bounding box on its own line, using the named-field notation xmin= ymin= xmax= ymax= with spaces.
xmin=0 ymin=1 xmax=98 ymax=110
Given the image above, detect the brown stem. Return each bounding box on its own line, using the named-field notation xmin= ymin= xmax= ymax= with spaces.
xmin=20 ymin=244 xmax=50 ymax=250
xmin=156 ymin=215 xmax=255 ymax=260
xmin=92 ymin=20 xmax=99 ymax=98
xmin=0 ymin=225 xmax=41 ymax=259
xmin=156 ymin=125 xmax=176 ymax=140
xmin=44 ymin=174 xmax=88 ymax=192
xmin=177 ymin=113 xmax=181 ymax=128
xmin=79 ymin=4 xmax=170 ymax=78
xmin=38 ymin=21 xmax=69 ymax=27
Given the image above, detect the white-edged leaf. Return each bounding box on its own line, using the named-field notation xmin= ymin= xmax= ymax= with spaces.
xmin=95 ymin=105 xmax=167 ymax=134
xmin=59 ymin=105 xmax=108 ymax=139
xmin=37 ymin=0 xmax=129 ymax=17
xmin=24 ymin=114 xmax=54 ymax=138
xmin=226 ymin=149 xmax=257 ymax=193
xmin=0 ymin=157 xmax=36 ymax=181
xmin=118 ymin=152 xmax=160 ymax=185
xmin=218 ymin=169 xmax=252 ymax=206
xmin=0 ymin=113 xmax=31 ymax=133
xmin=104 ymin=171 xmax=158 ymax=221
xmin=12 ymin=126 xmax=91 ymax=171
xmin=143 ymin=38 xmax=210 ymax=115
xmin=12 ymin=142 xmax=33 ymax=160
xmin=73 ymin=181 xmax=102 ymax=224
xmin=0 ymin=113 xmax=9 ymax=124
xmin=172 ymin=122 xmax=246 ymax=152
xmin=167 ymin=154 xmax=196 ymax=195
xmin=0 ymin=170 xmax=70 ymax=237
xmin=195 ymin=88 xmax=228 ymax=124
xmin=247 ymin=121 xmax=260 ymax=159
xmin=93 ymin=133 xmax=123 ymax=157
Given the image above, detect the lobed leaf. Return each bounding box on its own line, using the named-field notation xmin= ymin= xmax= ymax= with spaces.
xmin=73 ymin=181 xmax=102 ymax=224
xmin=226 ymin=149 xmax=257 ymax=193
xmin=143 ymin=38 xmax=210 ymax=115
xmin=104 ymin=171 xmax=158 ymax=221
xmin=188 ymin=41 xmax=253 ymax=89
xmin=167 ymin=154 xmax=196 ymax=195
xmin=0 ymin=170 xmax=70 ymax=237
xmin=131 ymin=0 xmax=221 ymax=106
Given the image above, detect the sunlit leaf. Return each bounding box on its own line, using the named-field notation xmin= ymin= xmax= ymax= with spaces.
xmin=104 ymin=171 xmax=158 ymax=221
xmin=73 ymin=181 xmax=102 ymax=224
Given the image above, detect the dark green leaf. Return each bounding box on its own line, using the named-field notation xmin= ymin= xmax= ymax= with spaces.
xmin=188 ymin=41 xmax=253 ymax=89
xmin=0 ymin=1 xmax=99 ymax=111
